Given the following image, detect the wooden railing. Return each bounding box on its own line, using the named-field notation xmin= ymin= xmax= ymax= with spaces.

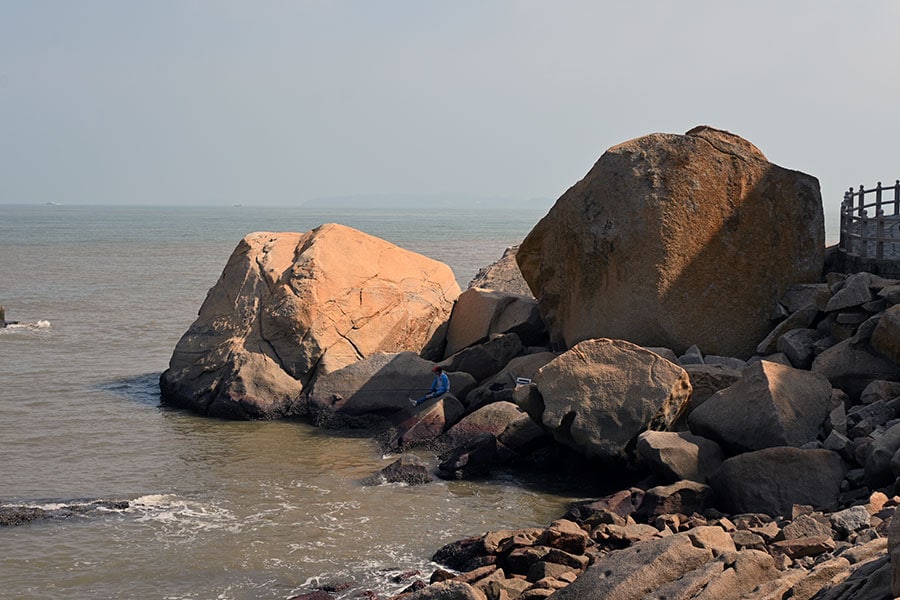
xmin=839 ymin=180 xmax=900 ymax=260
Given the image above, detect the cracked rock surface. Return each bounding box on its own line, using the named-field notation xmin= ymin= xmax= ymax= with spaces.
xmin=160 ymin=223 xmax=460 ymax=419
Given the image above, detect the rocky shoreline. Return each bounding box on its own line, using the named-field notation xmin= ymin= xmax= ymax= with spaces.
xmin=156 ymin=126 xmax=900 ymax=600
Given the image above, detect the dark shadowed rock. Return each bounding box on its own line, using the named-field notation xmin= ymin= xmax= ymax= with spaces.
xmin=864 ymin=422 xmax=900 ymax=488
xmin=306 ymin=352 xmax=474 ymax=422
xmin=636 ymin=430 xmax=725 ymax=484
xmin=872 ymin=304 xmax=900 ymax=364
xmin=517 ymin=126 xmax=824 ymax=358
xmin=464 ymin=352 xmax=556 ymax=411
xmin=386 ymin=395 xmax=466 ymax=452
xmin=361 ymin=455 xmax=434 ymax=486
xmin=711 ymin=447 xmax=847 ymax=516
xmin=755 ymin=305 xmax=821 ymax=356
xmin=441 ymin=333 xmax=524 ymax=384
xmin=635 ymin=480 xmax=714 ymax=520
xmin=812 ymin=338 xmax=900 ymax=400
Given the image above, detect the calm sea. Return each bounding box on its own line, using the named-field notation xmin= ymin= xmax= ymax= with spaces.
xmin=0 ymin=203 xmax=597 ymax=600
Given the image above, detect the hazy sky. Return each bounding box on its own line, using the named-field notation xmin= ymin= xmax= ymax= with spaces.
xmin=2 ymin=1 xmax=899 ymax=227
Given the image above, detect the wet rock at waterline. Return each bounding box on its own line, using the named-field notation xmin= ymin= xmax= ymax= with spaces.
xmin=159 ymin=224 xmax=460 ymax=419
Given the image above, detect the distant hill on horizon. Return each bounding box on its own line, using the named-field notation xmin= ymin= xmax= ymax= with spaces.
xmin=301 ymin=194 xmax=555 ymax=211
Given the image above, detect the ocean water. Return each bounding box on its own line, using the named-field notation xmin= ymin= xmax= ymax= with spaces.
xmin=0 ymin=203 xmax=598 ymax=600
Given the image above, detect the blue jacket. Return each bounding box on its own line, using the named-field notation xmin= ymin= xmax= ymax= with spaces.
xmin=430 ymin=372 xmax=450 ymax=396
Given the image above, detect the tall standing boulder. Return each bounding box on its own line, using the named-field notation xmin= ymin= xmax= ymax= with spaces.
xmin=533 ymin=338 xmax=692 ymax=462
xmin=160 ymin=225 xmax=460 ymax=419
xmin=516 ymin=126 xmax=824 ymax=358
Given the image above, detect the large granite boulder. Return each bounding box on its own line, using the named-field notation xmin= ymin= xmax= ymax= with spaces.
xmin=688 ymin=360 xmax=833 ymax=453
xmin=516 ymin=126 xmax=824 ymax=358
xmin=533 ymin=338 xmax=692 ymax=461
xmin=305 ymin=352 xmax=475 ymax=423
xmin=160 ymin=225 xmax=460 ymax=419
xmin=711 ymin=447 xmax=847 ymax=516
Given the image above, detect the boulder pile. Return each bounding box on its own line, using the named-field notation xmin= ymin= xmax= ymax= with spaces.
xmin=388 ymin=491 xmax=898 ymax=600
xmin=161 ymin=126 xmax=900 ymax=599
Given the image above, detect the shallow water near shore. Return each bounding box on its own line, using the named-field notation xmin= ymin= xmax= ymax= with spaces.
xmin=0 ymin=203 xmax=608 ymax=599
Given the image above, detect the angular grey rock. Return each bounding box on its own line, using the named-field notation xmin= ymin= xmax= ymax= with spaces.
xmin=829 ymin=506 xmax=871 ymax=537
xmin=688 ymin=360 xmax=832 ymax=453
xmin=777 ymin=328 xmax=823 ymax=369
xmin=636 ymin=430 xmax=725 ymax=484
xmin=442 ymin=333 xmax=524 ymax=384
xmin=781 ymin=282 xmax=832 ymax=313
xmin=756 ymin=305 xmax=820 ymax=355
xmin=864 ymin=422 xmax=900 ymax=488
xmin=711 ymin=447 xmax=847 ymax=516
xmin=679 ymin=344 xmax=705 ymax=365
xmin=813 ymin=338 xmax=900 ymax=400
xmin=683 ymin=364 xmax=743 ymax=413
xmin=782 ymin=514 xmax=833 ymax=540
xmin=825 ymin=273 xmax=875 ymax=312
xmin=535 ymin=338 xmax=692 ymax=461
xmin=467 ymin=245 xmax=534 ymax=298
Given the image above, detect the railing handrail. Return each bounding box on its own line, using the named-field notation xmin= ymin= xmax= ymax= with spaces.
xmin=838 ymin=179 xmax=900 ymax=260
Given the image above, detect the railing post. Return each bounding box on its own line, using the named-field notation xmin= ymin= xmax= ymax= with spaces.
xmin=876 ymin=208 xmax=885 ymax=259
xmin=840 ymin=191 xmax=849 ymax=250
xmin=876 ymin=181 xmax=884 ymax=216
xmin=894 ymin=179 xmax=900 ymax=216
xmin=860 ymin=209 xmax=870 ymax=258
xmin=858 ymin=184 xmax=866 ymax=214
